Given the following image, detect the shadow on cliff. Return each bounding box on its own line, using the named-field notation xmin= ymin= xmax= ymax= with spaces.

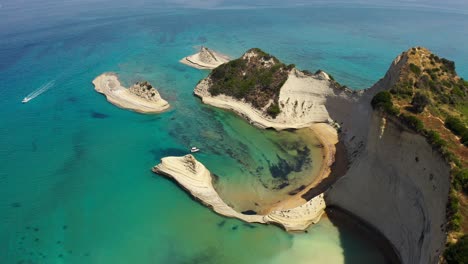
xmin=326 ymin=207 xmax=401 ymax=264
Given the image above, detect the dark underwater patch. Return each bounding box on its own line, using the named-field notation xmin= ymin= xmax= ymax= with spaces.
xmin=172 ymin=63 xmax=187 ymax=72
xmin=243 ymin=223 xmax=256 ymax=229
xmin=276 ymin=182 xmax=290 ymax=190
xmin=90 ymin=111 xmax=109 ymax=119
xmin=217 ymin=220 xmax=226 ymax=228
xmin=11 ymin=202 xmax=21 ymax=208
xmin=268 ymin=146 xmax=311 ymax=180
xmin=198 ymin=36 xmax=207 ymax=43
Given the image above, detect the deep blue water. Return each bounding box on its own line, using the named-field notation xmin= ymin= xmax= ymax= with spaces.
xmin=1 ymin=1 xmax=467 ymax=263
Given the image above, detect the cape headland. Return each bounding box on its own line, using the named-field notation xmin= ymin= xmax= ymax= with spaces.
xmin=93 ymin=73 xmax=170 ymax=113
xmin=180 ymin=46 xmax=230 ymax=70
xmin=155 ymin=47 xmax=467 ymax=263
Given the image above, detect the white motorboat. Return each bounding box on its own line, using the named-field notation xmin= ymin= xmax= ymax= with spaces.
xmin=22 ymin=97 xmax=31 ymax=103
xmin=190 ymin=147 xmax=200 ymax=153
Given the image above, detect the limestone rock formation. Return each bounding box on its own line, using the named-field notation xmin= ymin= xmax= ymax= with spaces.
xmin=93 ymin=73 xmax=170 ymax=114
xmin=152 ymin=155 xmax=327 ymax=232
xmin=194 ymin=48 xmax=347 ymax=130
xmin=128 ymin=81 xmax=163 ymax=102
xmin=180 ymin=46 xmax=230 ymax=70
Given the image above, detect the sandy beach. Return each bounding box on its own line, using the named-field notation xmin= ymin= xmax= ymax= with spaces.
xmin=93 ymin=73 xmax=170 ymax=113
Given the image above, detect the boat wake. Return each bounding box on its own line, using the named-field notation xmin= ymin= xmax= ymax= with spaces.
xmin=22 ymin=80 xmax=55 ymax=103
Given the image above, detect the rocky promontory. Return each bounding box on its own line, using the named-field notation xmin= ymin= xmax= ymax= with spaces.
xmin=152 ymin=154 xmax=327 ymax=232
xmin=93 ymin=73 xmax=170 ymax=113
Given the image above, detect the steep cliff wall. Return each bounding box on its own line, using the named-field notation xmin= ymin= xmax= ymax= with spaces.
xmin=325 ymin=50 xmax=452 ymax=264
xmin=326 ymin=112 xmax=450 ymax=263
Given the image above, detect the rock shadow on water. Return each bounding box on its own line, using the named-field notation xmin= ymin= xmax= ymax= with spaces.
xmin=326 ymin=207 xmax=401 ymax=264
xmin=150 ymin=148 xmax=188 ymax=160
xmin=67 ymin=97 xmax=78 ymax=103
xmin=241 ymin=210 xmax=257 ymax=215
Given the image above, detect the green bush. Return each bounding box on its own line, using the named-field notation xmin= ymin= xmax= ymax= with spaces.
xmin=445 ymin=116 xmax=467 ymax=136
xmin=266 ymin=103 xmax=281 ymax=118
xmin=400 ymin=114 xmax=424 ymax=132
xmin=426 ymin=130 xmax=447 ymax=149
xmin=371 ymin=91 xmax=399 ymax=115
xmin=453 ymin=168 xmax=468 ymax=194
xmin=208 ymin=48 xmax=289 ymax=112
xmin=411 ymin=92 xmax=430 ymax=113
xmin=441 ymin=58 xmax=456 ymax=74
xmin=447 ymin=190 xmax=461 ymax=232
xmin=371 ymin=91 xmax=392 ymax=109
xmin=452 ymin=86 xmax=465 ymax=98
xmin=409 ymin=63 xmax=422 ymax=76
xmin=462 ymin=131 xmax=468 ymax=147
xmin=444 ymin=235 xmax=468 ymax=264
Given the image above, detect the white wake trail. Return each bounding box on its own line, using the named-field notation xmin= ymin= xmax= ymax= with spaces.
xmin=23 ymin=80 xmax=55 ymax=102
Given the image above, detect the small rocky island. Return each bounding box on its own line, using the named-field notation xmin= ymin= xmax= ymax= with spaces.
xmin=194 ymin=48 xmax=340 ymax=129
xmin=180 ymin=46 xmax=230 ymax=70
xmin=154 ymin=47 xmax=468 ymax=263
xmin=93 ymin=73 xmax=170 ymax=113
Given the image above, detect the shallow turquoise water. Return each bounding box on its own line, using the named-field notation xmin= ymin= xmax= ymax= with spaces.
xmin=1 ymin=1 xmax=468 ymax=263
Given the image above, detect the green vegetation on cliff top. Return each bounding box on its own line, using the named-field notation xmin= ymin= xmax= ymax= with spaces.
xmin=372 ymin=47 xmax=468 ymax=259
xmin=208 ymin=48 xmax=293 ymax=118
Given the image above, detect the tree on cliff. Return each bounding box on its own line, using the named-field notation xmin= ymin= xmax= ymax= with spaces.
xmin=411 ymin=92 xmax=430 ymax=113
xmin=444 ymin=235 xmax=468 ymax=264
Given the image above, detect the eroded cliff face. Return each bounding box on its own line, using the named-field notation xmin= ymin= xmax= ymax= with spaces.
xmin=325 ymin=51 xmax=451 ymax=264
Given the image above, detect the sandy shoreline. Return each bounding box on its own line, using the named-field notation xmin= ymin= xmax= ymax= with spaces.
xmin=93 ymin=73 xmax=170 ymax=114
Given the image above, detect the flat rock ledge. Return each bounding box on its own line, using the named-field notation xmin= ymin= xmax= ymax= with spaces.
xmin=180 ymin=46 xmax=230 ymax=70
xmin=93 ymin=73 xmax=170 ymax=113
xmin=152 ymin=154 xmax=326 ymax=232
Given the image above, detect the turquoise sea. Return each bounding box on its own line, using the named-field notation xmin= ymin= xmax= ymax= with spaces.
xmin=1 ymin=1 xmax=468 ymax=263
